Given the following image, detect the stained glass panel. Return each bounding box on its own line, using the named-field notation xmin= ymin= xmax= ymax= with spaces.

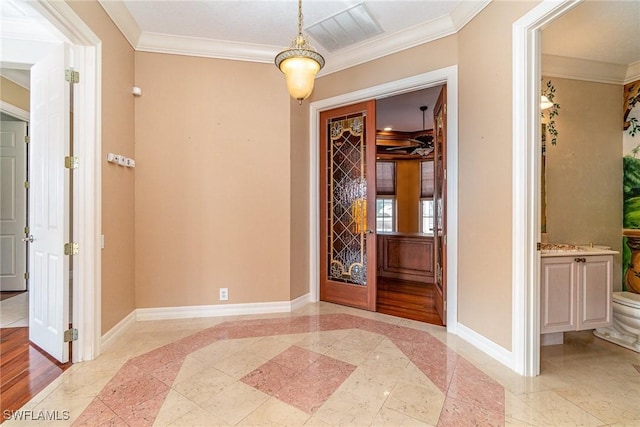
xmin=327 ymin=114 xmax=367 ymax=286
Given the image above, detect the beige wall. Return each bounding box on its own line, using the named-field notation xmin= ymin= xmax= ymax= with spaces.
xmin=456 ymin=0 xmax=538 ymax=350
xmin=68 ymin=1 xmax=136 ymax=333
xmin=0 ymin=77 xmax=29 ymax=112
xmin=544 ymin=77 xmax=623 ymax=289
xmin=290 ymin=101 xmax=310 ymax=299
xmin=396 ymin=161 xmax=420 ymax=233
xmin=134 ymin=52 xmax=291 ymax=307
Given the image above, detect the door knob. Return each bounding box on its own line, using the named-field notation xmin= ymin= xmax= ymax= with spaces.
xmin=22 ymin=235 xmax=34 ymax=243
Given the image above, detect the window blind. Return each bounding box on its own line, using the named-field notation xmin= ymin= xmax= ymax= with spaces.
xmin=376 ymin=161 xmax=396 ymax=195
xmin=421 ymin=161 xmax=434 ymax=197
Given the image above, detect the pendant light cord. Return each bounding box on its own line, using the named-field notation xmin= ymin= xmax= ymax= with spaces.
xmin=298 ymin=0 xmax=303 ymax=38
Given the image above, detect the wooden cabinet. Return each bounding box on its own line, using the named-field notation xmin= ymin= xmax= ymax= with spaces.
xmin=377 ymin=233 xmax=434 ymax=284
xmin=541 ymin=255 xmax=612 ymax=334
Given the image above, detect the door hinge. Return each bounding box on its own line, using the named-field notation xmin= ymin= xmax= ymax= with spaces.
xmin=63 ymin=328 xmax=78 ymax=342
xmin=24 ymin=181 xmax=29 ymax=189
xmin=65 ymin=156 xmax=79 ymax=169
xmin=444 ymin=104 xmax=447 ymax=115
xmin=24 ymin=135 xmax=29 ymax=144
xmin=65 ymin=69 xmax=79 ymax=84
xmin=24 ymin=272 xmax=29 ymax=280
xmin=64 ymin=242 xmax=79 ymax=255
xmin=537 ymin=242 xmax=542 ymax=251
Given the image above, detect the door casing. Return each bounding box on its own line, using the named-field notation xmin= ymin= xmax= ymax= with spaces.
xmin=26 ymin=0 xmax=102 ymax=362
xmin=309 ymin=66 xmax=459 ymax=332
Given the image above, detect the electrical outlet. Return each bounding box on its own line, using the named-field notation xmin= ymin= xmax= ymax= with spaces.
xmin=219 ymin=288 xmax=228 ymax=301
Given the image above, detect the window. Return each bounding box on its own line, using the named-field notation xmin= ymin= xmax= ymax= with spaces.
xmin=420 ymin=160 xmax=435 ymax=234
xmin=376 ymin=161 xmax=396 ymax=232
xmin=376 ymin=197 xmax=395 ymax=232
xmin=421 ymin=199 xmax=435 ymax=234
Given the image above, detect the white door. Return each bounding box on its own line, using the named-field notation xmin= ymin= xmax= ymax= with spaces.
xmin=0 ymin=121 xmax=28 ymax=291
xmin=29 ymin=43 xmax=71 ymax=363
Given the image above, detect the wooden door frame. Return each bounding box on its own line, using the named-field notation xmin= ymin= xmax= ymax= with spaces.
xmin=309 ymin=66 xmax=459 ymax=332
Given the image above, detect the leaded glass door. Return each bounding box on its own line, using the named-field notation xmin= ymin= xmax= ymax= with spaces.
xmin=319 ymin=101 xmax=377 ymax=311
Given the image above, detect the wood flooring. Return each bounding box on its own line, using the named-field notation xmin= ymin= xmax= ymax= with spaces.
xmin=377 ymin=278 xmax=443 ymax=326
xmin=0 ymin=327 xmax=71 ymax=422
xmin=0 ymin=292 xmax=26 ymax=302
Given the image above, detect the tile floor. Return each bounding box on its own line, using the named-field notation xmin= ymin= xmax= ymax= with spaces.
xmin=0 ymin=292 xmax=28 ymax=328
xmin=2 ymin=301 xmax=640 ymax=426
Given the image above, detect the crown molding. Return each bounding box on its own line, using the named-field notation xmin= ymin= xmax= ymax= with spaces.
xmin=99 ymin=0 xmax=490 ymax=74
xmin=450 ymin=0 xmax=491 ymax=30
xmin=136 ymin=32 xmax=278 ymax=63
xmin=626 ymin=61 xmax=640 ymax=84
xmin=97 ymin=0 xmax=141 ymax=48
xmin=542 ymin=54 xmax=630 ymax=85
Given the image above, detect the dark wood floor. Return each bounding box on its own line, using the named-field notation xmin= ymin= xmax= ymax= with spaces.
xmin=0 ymin=327 xmax=71 ymax=422
xmin=0 ymin=291 xmax=26 ymax=302
xmin=377 ymin=278 xmax=443 ymax=326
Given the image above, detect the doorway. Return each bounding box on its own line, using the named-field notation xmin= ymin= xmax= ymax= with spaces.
xmin=0 ymin=0 xmax=101 ymax=364
xmin=311 ymin=67 xmax=459 ymax=332
xmin=373 ymin=85 xmax=447 ymax=325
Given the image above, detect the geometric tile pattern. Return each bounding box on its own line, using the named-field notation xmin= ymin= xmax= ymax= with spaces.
xmin=72 ymin=314 xmax=505 ymax=426
xmin=241 ymin=346 xmax=356 ymax=414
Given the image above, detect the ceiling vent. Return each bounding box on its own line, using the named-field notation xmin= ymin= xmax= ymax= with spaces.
xmin=305 ymin=3 xmax=384 ymax=52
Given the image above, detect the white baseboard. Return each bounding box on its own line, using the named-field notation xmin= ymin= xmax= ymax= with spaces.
xmin=290 ymin=292 xmax=311 ymax=312
xmin=136 ymin=293 xmax=312 ymax=322
xmin=456 ymin=322 xmax=512 ymax=369
xmin=101 ymin=309 xmax=136 ymax=350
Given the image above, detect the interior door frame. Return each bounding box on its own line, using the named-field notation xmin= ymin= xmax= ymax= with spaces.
xmin=512 ymin=0 xmax=582 ymax=376
xmin=309 ymin=66 xmax=459 ymax=332
xmin=28 ymin=0 xmax=102 ymax=362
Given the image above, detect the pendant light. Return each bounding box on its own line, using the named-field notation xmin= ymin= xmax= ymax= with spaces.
xmin=274 ymin=0 xmax=325 ymax=104
xmin=540 ymin=95 xmax=553 ymax=110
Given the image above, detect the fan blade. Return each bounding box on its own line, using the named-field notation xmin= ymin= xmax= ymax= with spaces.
xmin=386 ymin=145 xmax=419 ymax=151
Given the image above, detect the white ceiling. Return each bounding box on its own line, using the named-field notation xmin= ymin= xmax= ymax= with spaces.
xmin=1 ymin=0 xmax=639 ymax=130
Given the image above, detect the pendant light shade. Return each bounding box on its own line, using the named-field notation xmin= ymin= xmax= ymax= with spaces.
xmin=275 ymin=0 xmax=325 ymax=104
xmin=540 ymin=95 xmax=553 ymax=110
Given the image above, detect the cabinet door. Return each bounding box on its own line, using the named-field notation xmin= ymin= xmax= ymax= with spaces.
xmin=541 ymin=257 xmax=577 ymax=333
xmin=577 ymin=255 xmax=612 ymax=330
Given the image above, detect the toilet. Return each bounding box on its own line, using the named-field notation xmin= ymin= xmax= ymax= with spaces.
xmin=594 ymin=291 xmax=640 ymax=352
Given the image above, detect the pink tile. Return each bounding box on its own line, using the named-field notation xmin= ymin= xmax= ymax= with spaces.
xmin=129 ymin=342 xmax=187 ymax=372
xmin=270 ymin=346 xmax=322 ymax=372
xmin=98 ymin=362 xmax=169 ymax=414
xmin=437 ymin=397 xmax=505 ymax=427
xmin=276 ymin=355 xmax=356 ymax=414
xmin=146 ymin=357 xmax=187 ymax=386
xmin=241 ymin=360 xmax=299 ymax=394
xmin=175 ymin=331 xmax=219 ymax=353
xmin=241 ymin=345 xmax=356 ymax=414
xmin=393 ymin=339 xmax=459 ymax=393
xmin=72 ymin=398 xmax=128 ymax=427
xmin=447 ymin=358 xmax=505 ymax=414
xmin=118 ymin=390 xmax=169 ymax=427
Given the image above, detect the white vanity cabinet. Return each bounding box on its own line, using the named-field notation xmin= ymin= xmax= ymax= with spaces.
xmin=541 ymin=254 xmax=613 ymax=334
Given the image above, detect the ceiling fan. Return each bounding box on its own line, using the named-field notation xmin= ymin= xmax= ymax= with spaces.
xmin=385 ymin=106 xmax=434 ymax=156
